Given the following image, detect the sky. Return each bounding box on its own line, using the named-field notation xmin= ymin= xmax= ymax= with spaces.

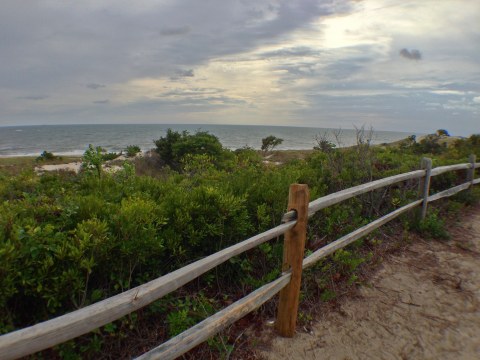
xmin=0 ymin=0 xmax=479 ymax=135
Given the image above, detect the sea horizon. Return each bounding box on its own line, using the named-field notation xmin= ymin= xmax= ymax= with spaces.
xmin=0 ymin=123 xmax=419 ymax=157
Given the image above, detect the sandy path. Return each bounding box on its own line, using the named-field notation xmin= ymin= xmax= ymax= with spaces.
xmin=262 ymin=207 xmax=480 ymax=360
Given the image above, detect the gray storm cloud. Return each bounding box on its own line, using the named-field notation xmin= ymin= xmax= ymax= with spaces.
xmin=399 ymin=48 xmax=422 ymax=60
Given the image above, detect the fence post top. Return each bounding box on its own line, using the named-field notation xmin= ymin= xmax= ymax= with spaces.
xmin=421 ymin=157 xmax=432 ymax=165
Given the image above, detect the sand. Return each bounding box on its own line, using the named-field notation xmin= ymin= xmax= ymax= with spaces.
xmin=261 ymin=207 xmax=480 ymax=360
xmin=35 ymin=162 xmax=83 ymax=173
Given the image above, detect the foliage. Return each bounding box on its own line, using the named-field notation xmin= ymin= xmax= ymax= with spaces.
xmin=166 ymin=293 xmax=215 ymax=337
xmin=415 ymin=211 xmax=450 ymax=240
xmin=82 ymin=144 xmax=104 ymax=177
xmin=36 ymin=150 xmax=58 ymax=161
xmin=154 ymin=129 xmax=228 ymax=170
xmin=125 ymin=145 xmax=141 ymax=157
xmin=261 ymin=135 xmax=283 ymax=153
xmin=415 ymin=134 xmax=447 ymax=154
xmin=102 ymin=152 xmax=120 ymax=161
xmin=436 ymin=129 xmax=450 ymax=137
xmin=313 ymin=132 xmax=336 ymax=152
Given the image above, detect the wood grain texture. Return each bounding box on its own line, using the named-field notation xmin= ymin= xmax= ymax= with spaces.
xmin=135 ymin=273 xmax=291 ymax=360
xmin=302 ymin=200 xmax=423 ymax=269
xmin=420 ymin=158 xmax=433 ymax=220
xmin=427 ymin=182 xmax=471 ymax=203
xmin=276 ymin=184 xmax=310 ymax=337
xmin=430 ymin=163 xmax=470 ymax=176
xmin=468 ymin=155 xmax=476 ymax=185
xmin=0 ymin=221 xmax=295 ymax=360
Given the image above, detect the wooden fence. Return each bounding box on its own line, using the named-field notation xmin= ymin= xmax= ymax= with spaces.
xmin=0 ymin=155 xmax=478 ymax=360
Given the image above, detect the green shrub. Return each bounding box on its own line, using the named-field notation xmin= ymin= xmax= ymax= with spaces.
xmin=125 ymin=145 xmax=141 ymax=157
xmin=36 ymin=151 xmax=57 ymax=161
xmin=417 ymin=211 xmax=450 ymax=239
xmin=102 ymin=152 xmax=120 ymax=161
xmin=154 ymin=129 xmax=227 ymax=170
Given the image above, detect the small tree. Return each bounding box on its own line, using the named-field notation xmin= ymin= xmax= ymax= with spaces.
xmin=261 ymin=135 xmax=283 ymax=153
xmin=82 ymin=144 xmax=104 ymax=177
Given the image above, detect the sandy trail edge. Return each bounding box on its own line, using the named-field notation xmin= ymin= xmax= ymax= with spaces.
xmin=261 ymin=208 xmax=480 ymax=360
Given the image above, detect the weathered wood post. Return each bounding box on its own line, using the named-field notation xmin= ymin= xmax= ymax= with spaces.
xmin=468 ymin=154 xmax=476 ymax=188
xmin=275 ymin=184 xmax=309 ymax=337
xmin=419 ymin=157 xmax=432 ymax=220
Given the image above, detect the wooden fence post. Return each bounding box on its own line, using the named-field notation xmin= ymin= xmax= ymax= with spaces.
xmin=275 ymin=184 xmax=309 ymax=337
xmin=419 ymin=157 xmax=432 ymax=220
xmin=468 ymin=154 xmax=476 ymax=187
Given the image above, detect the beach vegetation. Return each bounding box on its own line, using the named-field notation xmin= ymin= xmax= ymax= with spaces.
xmin=0 ymin=130 xmax=479 ymax=357
xmin=125 ymin=145 xmax=141 ymax=157
xmin=82 ymin=144 xmax=104 ymax=177
xmin=36 ymin=150 xmax=59 ymax=161
xmin=261 ymin=135 xmax=283 ymax=153
xmin=154 ymin=129 xmax=228 ymax=170
xmin=101 ymin=151 xmax=120 ymax=161
xmin=313 ymin=132 xmax=336 ymax=152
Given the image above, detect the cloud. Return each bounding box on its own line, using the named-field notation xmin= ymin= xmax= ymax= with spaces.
xmin=86 ymin=83 xmax=106 ymax=89
xmin=399 ymin=48 xmax=422 ymax=60
xmin=161 ymin=26 xmax=191 ymax=36
xmin=176 ymin=69 xmax=194 ymax=77
xmin=161 ymin=87 xmax=224 ymax=97
xmin=260 ymin=46 xmax=319 ymax=58
xmin=93 ymin=99 xmax=110 ymax=104
xmin=19 ymin=95 xmax=49 ymax=100
xmin=473 ymin=96 xmax=480 ymax=103
xmin=169 ymin=69 xmax=195 ymax=81
xmin=431 ymin=90 xmax=465 ymax=96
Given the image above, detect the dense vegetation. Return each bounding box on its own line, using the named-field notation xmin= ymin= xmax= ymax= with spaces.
xmin=0 ymin=129 xmax=479 ymax=358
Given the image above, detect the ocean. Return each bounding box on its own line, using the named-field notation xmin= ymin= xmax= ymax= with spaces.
xmin=0 ymin=124 xmax=416 ymax=157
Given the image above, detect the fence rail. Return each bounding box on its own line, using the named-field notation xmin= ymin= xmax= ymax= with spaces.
xmin=0 ymin=156 xmax=478 ymax=360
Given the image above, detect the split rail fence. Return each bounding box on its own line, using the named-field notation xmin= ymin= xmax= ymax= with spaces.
xmin=0 ymin=155 xmax=478 ymax=360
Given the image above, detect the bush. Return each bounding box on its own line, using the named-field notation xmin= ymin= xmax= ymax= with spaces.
xmin=36 ymin=151 xmax=57 ymax=161
xmin=154 ymin=129 xmax=227 ymax=170
xmin=125 ymin=145 xmax=141 ymax=157
xmin=102 ymin=152 xmax=120 ymax=161
xmin=416 ymin=211 xmax=450 ymax=239
xmin=413 ymin=134 xmax=446 ymax=155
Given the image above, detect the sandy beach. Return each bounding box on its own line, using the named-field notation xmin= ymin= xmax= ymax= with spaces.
xmin=261 ymin=205 xmax=480 ymax=360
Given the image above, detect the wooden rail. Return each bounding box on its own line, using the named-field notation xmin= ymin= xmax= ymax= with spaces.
xmin=282 ymin=170 xmax=425 ymax=222
xmin=0 ymin=156 xmax=478 ymax=360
